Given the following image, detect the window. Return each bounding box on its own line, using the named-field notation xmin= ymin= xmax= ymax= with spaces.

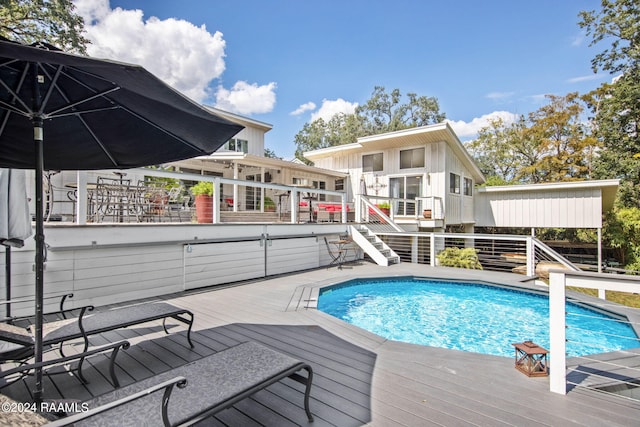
xmin=335 ymin=178 xmax=344 ymax=191
xmin=224 ymin=138 xmax=248 ymax=153
xmin=464 ymin=177 xmax=473 ymax=196
xmin=362 ymin=153 xmax=383 ymax=172
xmin=314 ymin=181 xmax=327 ymax=201
xmin=449 ymin=173 xmax=460 ymax=194
xmin=400 ymin=148 xmax=425 ymax=169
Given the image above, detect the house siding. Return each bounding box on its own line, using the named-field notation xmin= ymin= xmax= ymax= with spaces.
xmin=474 ymin=187 xmax=603 ymax=228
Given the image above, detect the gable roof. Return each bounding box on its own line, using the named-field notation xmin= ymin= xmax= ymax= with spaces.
xmin=304 ymin=122 xmax=485 ymax=183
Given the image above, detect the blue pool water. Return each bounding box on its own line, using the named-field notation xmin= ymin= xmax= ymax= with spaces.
xmin=318 ymin=278 xmax=639 ymax=358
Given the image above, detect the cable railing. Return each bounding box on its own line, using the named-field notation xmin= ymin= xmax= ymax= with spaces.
xmin=371 ymin=231 xmax=581 ymax=277
xmin=549 ymin=270 xmax=640 ymax=402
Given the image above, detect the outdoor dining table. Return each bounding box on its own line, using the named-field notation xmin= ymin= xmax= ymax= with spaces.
xmin=65 ymin=181 xmax=166 ymax=223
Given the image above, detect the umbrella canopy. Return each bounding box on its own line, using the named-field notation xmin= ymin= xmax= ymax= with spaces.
xmin=0 ymin=38 xmax=243 ymax=401
xmin=0 ymin=39 xmax=243 ymax=170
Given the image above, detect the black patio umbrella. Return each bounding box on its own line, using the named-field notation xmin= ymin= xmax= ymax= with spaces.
xmin=0 ymin=38 xmax=243 ymax=401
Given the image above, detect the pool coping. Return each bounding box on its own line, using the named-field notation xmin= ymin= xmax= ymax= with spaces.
xmin=291 ymin=268 xmax=640 ymax=358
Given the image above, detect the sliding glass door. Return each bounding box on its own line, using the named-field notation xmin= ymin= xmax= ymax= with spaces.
xmin=390 ymin=176 xmax=422 ymax=215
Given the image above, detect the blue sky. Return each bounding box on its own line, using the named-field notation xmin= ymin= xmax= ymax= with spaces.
xmin=75 ymin=0 xmax=611 ymax=159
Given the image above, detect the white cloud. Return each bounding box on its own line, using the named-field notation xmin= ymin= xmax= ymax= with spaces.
xmin=486 ymin=91 xmax=515 ymax=101
xmin=447 ymin=111 xmax=519 ymax=138
xmin=75 ymin=0 xmax=226 ymax=103
xmin=567 ymin=74 xmax=604 ymax=83
xmin=310 ymin=98 xmax=358 ymax=122
xmin=290 ymin=102 xmax=316 ymax=116
xmin=73 ymin=0 xmax=276 ymax=112
xmin=215 ymin=81 xmax=277 ymax=115
xmin=571 ymin=32 xmax=586 ymax=47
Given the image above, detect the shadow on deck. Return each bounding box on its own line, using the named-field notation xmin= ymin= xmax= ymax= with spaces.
xmin=2 ymin=323 xmax=375 ymax=426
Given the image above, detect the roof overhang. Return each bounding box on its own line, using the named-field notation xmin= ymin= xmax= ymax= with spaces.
xmin=189 ymin=153 xmax=348 ymax=178
xmin=202 ymin=106 xmax=273 ymax=133
xmin=304 ymin=122 xmax=485 ymax=183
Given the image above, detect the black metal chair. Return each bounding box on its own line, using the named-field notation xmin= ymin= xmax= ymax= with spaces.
xmin=324 ymin=237 xmax=346 ymax=269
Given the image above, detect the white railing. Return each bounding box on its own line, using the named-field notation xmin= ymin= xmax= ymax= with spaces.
xmin=45 ymin=168 xmax=349 ymax=225
xmin=549 ymin=270 xmax=640 ymax=399
xmin=355 ymin=195 xmax=403 ymax=232
xmin=354 ymin=195 xmax=444 ymax=225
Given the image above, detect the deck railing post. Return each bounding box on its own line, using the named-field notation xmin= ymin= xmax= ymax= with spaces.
xmin=430 ymin=232 xmax=436 ymax=266
xmin=290 ymin=190 xmax=298 ymax=224
xmin=212 ymin=177 xmax=220 ymax=224
xmin=355 ymin=194 xmax=361 ymax=223
xmin=526 ymin=236 xmax=535 ymax=276
xmin=341 ymin=193 xmax=347 ymax=223
xmin=549 ymin=271 xmax=567 ymax=395
xmin=411 ymin=236 xmax=418 ymax=263
xmin=76 ymin=171 xmax=87 ymax=224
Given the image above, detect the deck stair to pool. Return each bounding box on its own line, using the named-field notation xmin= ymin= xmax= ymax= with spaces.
xmin=349 ymin=225 xmax=400 ymax=266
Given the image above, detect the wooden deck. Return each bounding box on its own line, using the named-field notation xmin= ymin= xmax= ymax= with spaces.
xmin=2 ymin=263 xmax=640 ymax=426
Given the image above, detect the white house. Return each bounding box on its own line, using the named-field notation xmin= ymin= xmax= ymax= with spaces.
xmin=305 ymin=122 xmax=485 ymax=231
xmin=304 ymin=122 xmax=617 ymax=236
xmin=170 ymin=107 xmax=348 ymax=212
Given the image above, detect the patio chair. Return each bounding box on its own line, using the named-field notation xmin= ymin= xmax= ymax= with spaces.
xmin=324 ymin=237 xmax=347 ymax=269
xmin=0 ymin=301 xmax=194 ymax=385
xmin=0 ymin=296 xmax=130 ymax=387
xmin=45 ymin=341 xmax=314 ymax=426
xmin=316 ymin=208 xmax=332 ymax=223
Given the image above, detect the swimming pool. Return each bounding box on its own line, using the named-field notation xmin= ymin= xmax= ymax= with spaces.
xmin=317 ymin=278 xmax=639 ymax=358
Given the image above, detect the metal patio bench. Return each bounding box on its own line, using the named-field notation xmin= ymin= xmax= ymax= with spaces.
xmin=47 ymin=341 xmax=314 ymax=426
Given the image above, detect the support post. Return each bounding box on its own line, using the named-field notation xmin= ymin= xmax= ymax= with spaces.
xmin=76 ymin=171 xmax=87 ymax=224
xmin=549 ymin=271 xmax=567 ymax=395
xmin=526 ymin=236 xmax=535 ymax=277
xmin=212 ymin=177 xmax=220 ymax=224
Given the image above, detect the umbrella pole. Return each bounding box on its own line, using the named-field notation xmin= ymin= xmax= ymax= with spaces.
xmin=32 ymin=63 xmax=45 ymax=403
xmin=33 ymin=120 xmax=44 ymax=403
xmin=4 ymin=245 xmax=10 ymax=319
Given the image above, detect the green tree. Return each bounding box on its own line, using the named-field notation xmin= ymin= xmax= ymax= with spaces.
xmin=0 ymin=0 xmax=88 ymax=53
xmin=466 ymin=116 xmax=536 ymax=184
xmin=579 ymin=0 xmax=640 ymax=207
xmin=578 ymin=0 xmax=640 ymax=75
xmin=263 ymin=148 xmax=281 ymax=159
xmin=294 ymin=86 xmax=444 ymax=163
xmin=588 ymin=76 xmax=640 ymax=206
xmin=523 ymin=93 xmax=599 ymax=182
xmin=357 ymin=86 xmax=445 ymax=134
xmin=603 ymin=207 xmax=640 ymax=270
xmin=467 ymin=94 xmax=597 ymax=185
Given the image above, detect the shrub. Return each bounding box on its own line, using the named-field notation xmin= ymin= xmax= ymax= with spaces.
xmin=436 ymin=247 xmax=483 ymax=270
xmin=190 ymin=181 xmax=214 ymax=196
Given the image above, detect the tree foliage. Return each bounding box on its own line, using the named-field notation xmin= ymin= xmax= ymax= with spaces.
xmin=0 ymin=0 xmax=88 ymax=53
xmin=294 ymin=86 xmax=445 ymax=163
xmin=468 ymin=93 xmax=598 ymax=185
xmin=588 ymin=74 xmax=640 ymax=206
xmin=578 ymin=0 xmax=640 ymax=75
xmin=263 ymin=147 xmax=282 ymax=159
xmin=580 ymin=0 xmax=640 ymax=208
xmin=603 ymin=207 xmax=640 ymax=270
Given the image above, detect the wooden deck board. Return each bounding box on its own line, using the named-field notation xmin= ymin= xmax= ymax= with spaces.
xmin=2 ymin=263 xmax=640 ymax=426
